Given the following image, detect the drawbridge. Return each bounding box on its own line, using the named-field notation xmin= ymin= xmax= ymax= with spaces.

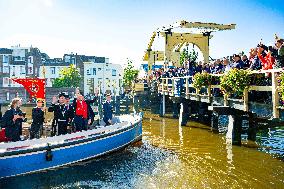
xmin=143 ymin=20 xmax=236 ymax=75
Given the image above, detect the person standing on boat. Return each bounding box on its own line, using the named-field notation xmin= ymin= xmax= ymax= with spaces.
xmin=72 ymin=89 xmax=96 ymax=131
xmin=2 ymin=98 xmax=25 ymax=142
xmin=64 ymin=94 xmax=75 ymax=133
xmin=30 ymin=99 xmax=45 ymax=139
xmin=48 ymin=93 xmax=68 ymax=135
xmin=103 ymin=94 xmax=113 ymax=126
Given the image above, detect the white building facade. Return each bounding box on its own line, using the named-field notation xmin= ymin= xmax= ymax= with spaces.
xmin=39 ymin=65 xmax=70 ymax=87
xmin=84 ymin=61 xmax=123 ymax=95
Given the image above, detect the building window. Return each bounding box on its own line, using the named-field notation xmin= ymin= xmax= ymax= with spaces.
xmin=98 ymin=68 xmax=101 ymax=71
xmin=3 ymin=55 xmax=9 ymax=63
xmin=93 ymin=68 xmax=96 ymax=75
xmin=3 ymin=77 xmax=9 ymax=85
xmin=50 ymin=67 xmax=55 ymax=75
xmin=12 ymin=66 xmax=15 ymax=76
xmin=112 ymin=69 xmax=116 ymax=76
xmin=28 ymin=56 xmax=33 ymax=63
xmin=20 ymin=66 xmax=25 ymax=74
xmin=87 ymin=69 xmax=91 ymax=75
xmin=3 ymin=66 xmax=9 ymax=73
xmin=28 ymin=67 xmax=33 ymax=74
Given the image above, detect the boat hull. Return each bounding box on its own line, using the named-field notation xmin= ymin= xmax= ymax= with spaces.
xmin=0 ymin=116 xmax=142 ymax=179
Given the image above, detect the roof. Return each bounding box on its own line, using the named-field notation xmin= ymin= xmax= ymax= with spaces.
xmin=10 ymin=61 xmax=26 ymax=65
xmin=43 ymin=62 xmax=72 ymax=66
xmin=0 ymin=48 xmax=12 ymax=54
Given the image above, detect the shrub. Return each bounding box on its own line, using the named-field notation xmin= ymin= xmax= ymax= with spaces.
xmin=220 ymin=69 xmax=251 ymax=96
xmin=193 ymin=72 xmax=212 ymax=90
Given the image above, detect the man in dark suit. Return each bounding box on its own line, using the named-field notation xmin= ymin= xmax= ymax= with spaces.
xmin=48 ymin=93 xmax=68 ymax=136
xmin=103 ymin=94 xmax=113 ymax=126
xmin=64 ymin=94 xmax=74 ymax=133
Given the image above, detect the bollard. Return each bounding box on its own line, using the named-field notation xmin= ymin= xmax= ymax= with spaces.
xmin=211 ymin=112 xmax=219 ymax=131
xmin=172 ymin=100 xmax=179 ymax=119
xmin=180 ymin=98 xmax=190 ymax=126
xmin=248 ymin=113 xmax=257 ymax=141
xmin=232 ymin=114 xmax=242 ymax=146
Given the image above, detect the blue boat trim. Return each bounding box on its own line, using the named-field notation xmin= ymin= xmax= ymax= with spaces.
xmin=3 ymin=134 xmax=142 ymax=179
xmin=0 ymin=122 xmax=139 ymax=158
xmin=0 ymin=115 xmax=143 ymax=179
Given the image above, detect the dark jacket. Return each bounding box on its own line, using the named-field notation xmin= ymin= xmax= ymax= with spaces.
xmin=250 ymin=56 xmax=262 ymax=70
xmin=48 ymin=103 xmax=68 ymax=121
xmin=103 ymin=101 xmax=113 ymax=121
xmin=32 ymin=107 xmax=44 ymax=124
xmin=2 ymin=108 xmax=21 ymax=141
xmin=234 ymin=60 xmax=245 ymax=69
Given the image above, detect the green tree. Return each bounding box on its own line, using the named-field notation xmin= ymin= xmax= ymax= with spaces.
xmin=123 ymin=59 xmax=139 ymax=88
xmin=179 ymin=48 xmax=198 ymax=66
xmin=52 ymin=64 xmax=81 ymax=88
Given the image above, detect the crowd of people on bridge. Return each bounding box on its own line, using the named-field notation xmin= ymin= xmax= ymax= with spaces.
xmin=149 ymin=38 xmax=284 ymax=80
xmin=0 ymin=89 xmax=114 ymax=142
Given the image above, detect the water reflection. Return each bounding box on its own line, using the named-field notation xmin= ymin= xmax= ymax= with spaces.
xmin=142 ymin=113 xmax=284 ymax=188
xmin=0 ymin=113 xmax=283 ymax=188
xmin=256 ymin=126 xmax=284 ymax=158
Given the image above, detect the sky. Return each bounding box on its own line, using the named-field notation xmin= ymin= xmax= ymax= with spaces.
xmin=0 ymin=0 xmax=283 ymax=67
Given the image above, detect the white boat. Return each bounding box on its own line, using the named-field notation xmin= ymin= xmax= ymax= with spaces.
xmin=0 ymin=114 xmax=143 ymax=179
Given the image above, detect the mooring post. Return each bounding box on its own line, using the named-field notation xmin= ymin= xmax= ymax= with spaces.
xmin=272 ymin=72 xmax=280 ymax=118
xmin=180 ymin=98 xmax=190 ymax=126
xmin=211 ymin=111 xmax=219 ymax=131
xmin=247 ymin=113 xmax=257 ymax=141
xmin=159 ymin=94 xmax=164 ymax=117
xmin=172 ymin=98 xmax=179 ymax=118
xmin=232 ymin=114 xmax=242 ymax=146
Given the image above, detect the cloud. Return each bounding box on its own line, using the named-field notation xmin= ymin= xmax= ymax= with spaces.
xmin=42 ymin=0 xmax=54 ymax=7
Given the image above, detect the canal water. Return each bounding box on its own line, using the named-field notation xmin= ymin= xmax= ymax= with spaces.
xmin=0 ymin=112 xmax=284 ymax=189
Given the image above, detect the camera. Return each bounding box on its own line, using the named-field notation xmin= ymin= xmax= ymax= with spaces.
xmin=16 ymin=108 xmax=27 ymax=122
xmin=18 ymin=112 xmax=26 ymax=117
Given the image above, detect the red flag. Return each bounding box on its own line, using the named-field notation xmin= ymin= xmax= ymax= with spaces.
xmin=12 ymin=78 xmax=46 ymax=99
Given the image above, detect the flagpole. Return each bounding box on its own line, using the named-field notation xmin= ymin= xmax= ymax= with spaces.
xmin=42 ymin=65 xmax=47 ymax=137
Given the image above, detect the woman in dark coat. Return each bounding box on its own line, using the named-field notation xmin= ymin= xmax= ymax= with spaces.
xmin=2 ymin=98 xmax=25 ymax=142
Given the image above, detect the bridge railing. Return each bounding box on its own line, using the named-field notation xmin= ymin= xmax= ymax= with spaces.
xmin=158 ymin=69 xmax=284 ymax=118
